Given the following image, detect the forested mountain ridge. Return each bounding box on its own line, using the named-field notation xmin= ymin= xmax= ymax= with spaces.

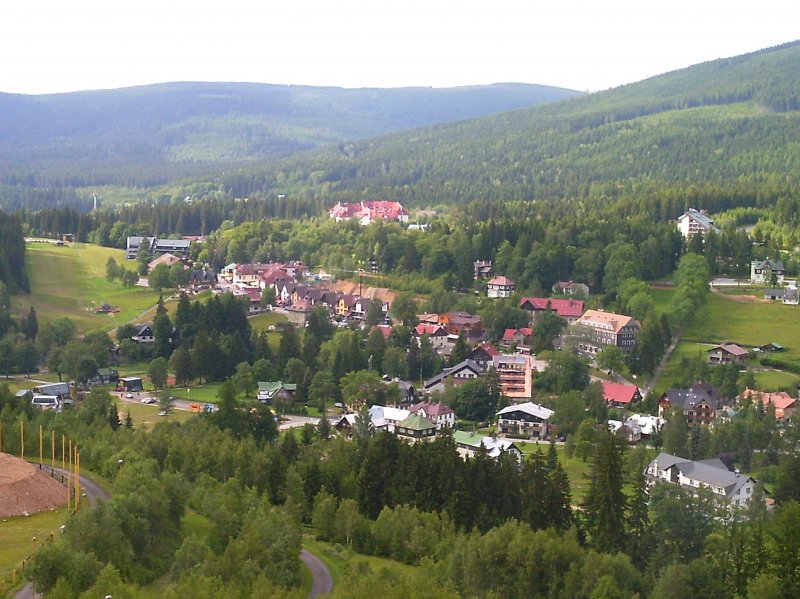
xmin=0 ymin=81 xmax=579 ymax=189
xmin=219 ymin=40 xmax=800 ymax=208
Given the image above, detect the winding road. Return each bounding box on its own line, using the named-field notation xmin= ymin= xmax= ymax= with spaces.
xmin=13 ymin=466 xmax=332 ymax=599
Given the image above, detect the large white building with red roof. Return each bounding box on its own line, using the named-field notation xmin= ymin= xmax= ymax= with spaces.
xmin=329 ymin=201 xmax=409 ymax=225
xmin=569 ymin=309 xmax=641 ymax=356
xmin=487 ymin=275 xmax=516 ymax=298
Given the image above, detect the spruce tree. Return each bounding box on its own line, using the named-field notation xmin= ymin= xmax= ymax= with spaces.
xmin=583 ymin=430 xmax=627 ymax=553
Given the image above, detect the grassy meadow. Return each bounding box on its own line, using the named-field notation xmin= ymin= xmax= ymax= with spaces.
xmin=0 ymin=508 xmax=67 ymax=597
xmin=14 ymin=242 xmax=161 ymax=334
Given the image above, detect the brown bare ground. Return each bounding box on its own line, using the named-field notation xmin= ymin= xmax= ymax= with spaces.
xmin=0 ymin=453 xmax=67 ymax=517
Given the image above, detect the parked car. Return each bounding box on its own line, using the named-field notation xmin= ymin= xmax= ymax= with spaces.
xmin=141 ymin=397 xmax=157 ymax=404
xmin=124 ymin=393 xmax=133 ymax=399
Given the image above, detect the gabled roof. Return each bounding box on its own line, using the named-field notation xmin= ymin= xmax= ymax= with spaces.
xmin=601 ymin=381 xmax=640 ymax=405
xmin=652 ymin=453 xmax=753 ymax=499
xmin=496 ymin=401 xmax=554 ymax=420
xmin=423 ymin=359 xmax=482 ymax=389
xmin=709 ymin=343 xmax=748 ymax=357
xmin=752 ymin=258 xmax=785 ymax=271
xmin=470 ymin=343 xmax=501 ymax=358
xmin=502 ymin=328 xmax=532 ymax=341
xmin=410 ymin=401 xmax=454 ymax=417
xmin=414 ymin=323 xmax=447 ymax=336
xmin=575 ymin=309 xmax=639 ymax=333
xmin=741 ymin=388 xmax=796 ymax=411
xmin=519 ymin=297 xmax=585 ymax=318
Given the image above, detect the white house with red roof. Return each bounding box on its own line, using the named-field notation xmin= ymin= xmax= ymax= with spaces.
xmin=409 ymin=401 xmax=456 ymax=429
xmin=487 ymin=275 xmax=516 ymax=298
xmin=329 ymin=201 xmax=409 ymax=225
xmin=601 ymin=381 xmax=642 ymax=408
xmin=519 ymin=297 xmax=585 ymax=324
xmin=412 ymin=322 xmax=449 ymax=351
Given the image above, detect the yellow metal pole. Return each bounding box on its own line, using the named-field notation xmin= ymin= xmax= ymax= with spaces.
xmin=20 ymin=421 xmax=24 ymax=460
xmin=39 ymin=425 xmax=43 ymax=464
xmin=61 ymin=435 xmax=65 ymax=471
xmin=75 ymin=451 xmax=80 ymax=510
xmin=67 ymin=439 xmax=72 ymax=511
xmin=51 ymin=430 xmax=55 ymax=468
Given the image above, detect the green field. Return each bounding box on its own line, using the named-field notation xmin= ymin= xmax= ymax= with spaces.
xmin=118 ymin=401 xmax=196 ymax=430
xmin=0 ymin=508 xmax=67 ymax=597
xmin=753 ymin=369 xmax=800 ymax=391
xmin=649 ymin=286 xmax=676 ymax=316
xmin=14 ymin=243 xmax=161 ymax=334
xmin=248 ymin=311 xmax=289 ymax=331
xmin=687 ymin=293 xmax=800 ymax=361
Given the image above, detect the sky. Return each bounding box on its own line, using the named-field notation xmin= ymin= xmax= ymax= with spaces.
xmin=0 ymin=0 xmax=798 ymax=95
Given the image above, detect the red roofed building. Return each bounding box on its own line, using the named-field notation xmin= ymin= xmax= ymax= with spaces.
xmin=409 ymin=401 xmax=456 ymax=429
xmin=467 ymin=343 xmax=501 ymax=371
xmin=601 ymin=381 xmax=642 ymax=408
xmin=329 ymin=201 xmax=409 ymax=225
xmin=519 ymin=297 xmax=585 ymax=324
xmin=741 ymin=388 xmax=797 ymax=420
xmin=487 ymin=275 xmax=516 ymax=298
xmin=502 ymin=328 xmax=533 ymax=351
xmin=707 ymin=344 xmax=749 ymax=365
xmin=412 ymin=323 xmax=449 ymax=351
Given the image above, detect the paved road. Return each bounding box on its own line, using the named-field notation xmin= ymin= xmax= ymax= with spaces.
xmin=301 ymin=549 xmax=333 ymax=598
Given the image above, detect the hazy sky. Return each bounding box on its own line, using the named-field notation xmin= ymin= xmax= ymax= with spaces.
xmin=1 ymin=0 xmax=797 ymax=95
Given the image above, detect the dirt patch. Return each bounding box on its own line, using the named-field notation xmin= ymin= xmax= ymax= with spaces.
xmin=0 ymin=453 xmax=67 ymax=517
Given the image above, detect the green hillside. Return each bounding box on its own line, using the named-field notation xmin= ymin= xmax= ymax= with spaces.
xmin=0 ymin=81 xmax=579 ymax=208
xmin=219 ymin=41 xmax=800 ymax=209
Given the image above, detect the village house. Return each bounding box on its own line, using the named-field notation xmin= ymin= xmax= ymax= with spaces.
xmin=153 ymin=238 xmax=191 ymax=258
xmin=676 ymin=209 xmax=719 ymax=239
xmin=659 ymin=387 xmax=721 ymax=426
xmin=369 ymin=405 xmax=411 ymax=432
xmin=519 ymin=297 xmax=585 ymax=324
xmin=487 ymin=275 xmax=516 ymax=298
xmin=125 ymin=236 xmax=155 ymax=259
xmin=763 ymin=286 xmax=799 ymax=304
xmin=329 ymin=201 xmax=409 ymax=224
xmin=473 ymin=260 xmax=493 ymax=280
xmin=438 ymin=311 xmax=483 ymax=339
xmin=131 ymin=324 xmax=154 ymax=344
xmin=492 ymin=354 xmax=535 ymax=401
xmin=552 ymin=280 xmax=590 ymax=297
xmin=601 ymin=381 xmax=642 ymax=408
xmin=751 ymin=258 xmax=786 ymax=285
xmin=147 ymin=252 xmax=184 ymax=272
xmin=285 ymin=299 xmax=314 ymax=327
xmin=409 ymin=401 xmax=455 ymax=429
xmin=496 ymin=401 xmax=554 ymax=439
xmin=453 ymin=431 xmax=523 ymax=463
xmin=412 ymin=323 xmax=450 ymax=352
xmin=395 ymin=413 xmax=438 ymax=444
xmin=501 ymin=327 xmax=533 ymax=351
xmin=188 ymin=269 xmax=218 ymax=289
xmin=257 ymin=381 xmax=297 ymax=403
xmin=568 ymin=309 xmax=641 ymax=357
xmin=625 ymin=414 xmax=665 ymax=440
xmin=466 ymin=343 xmax=501 ymax=371
xmin=740 ymin=388 xmax=797 ymax=421
xmin=423 ymin=359 xmax=483 ymax=394
xmin=645 ymin=453 xmax=758 ymax=509
xmin=707 ymin=343 xmax=749 ymax=365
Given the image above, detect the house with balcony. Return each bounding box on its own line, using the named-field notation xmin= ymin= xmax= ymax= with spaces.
xmin=645 ymin=453 xmax=758 ymax=509
xmin=487 ymin=276 xmax=516 ymax=298
xmin=677 ymin=209 xmax=719 ymax=239
xmin=491 ymin=354 xmax=534 ymax=401
xmin=496 ymin=401 xmax=554 ymax=439
xmin=568 ymin=309 xmax=640 ymax=357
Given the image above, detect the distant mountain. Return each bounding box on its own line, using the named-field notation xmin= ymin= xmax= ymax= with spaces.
xmin=0 ymin=82 xmax=580 ymax=185
xmin=223 ymin=41 xmax=800 ymax=210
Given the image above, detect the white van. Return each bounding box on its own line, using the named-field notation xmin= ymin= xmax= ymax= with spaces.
xmin=32 ymin=395 xmax=61 ymax=411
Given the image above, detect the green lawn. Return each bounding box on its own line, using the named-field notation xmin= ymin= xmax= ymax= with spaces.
xmin=649 ymin=286 xmax=676 ymax=316
xmin=652 ymin=341 xmax=716 ymax=398
xmin=14 ymin=243 xmax=162 ymax=334
xmin=249 ymin=311 xmax=289 ymax=331
xmin=117 ymin=401 xmax=196 ymax=430
xmin=0 ymin=508 xmax=67 ymax=596
xmin=753 ymin=369 xmax=800 ymax=391
xmin=686 ymin=293 xmax=800 ymax=362
xmin=168 ymin=384 xmax=225 ymax=404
